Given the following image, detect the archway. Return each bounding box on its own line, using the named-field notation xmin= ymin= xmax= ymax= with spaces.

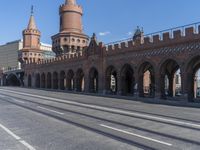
xmin=28 ymin=74 xmax=32 ymax=87
xmin=138 ymin=62 xmax=155 ymax=97
xmin=186 ymin=56 xmax=200 ymax=101
xmin=53 ymin=72 xmax=58 ymax=89
xmin=7 ymin=74 xmax=21 ymax=86
xmin=67 ymin=70 xmax=74 ymax=91
xmin=105 ymin=66 xmax=117 ymax=94
xmin=47 ymin=72 xmax=52 ymax=89
xmin=35 ymin=73 xmax=40 ymax=88
xmin=41 ymin=73 xmax=46 ymax=88
xmin=160 ymin=59 xmax=181 ymax=99
xmin=60 ymin=71 xmax=66 ymax=90
xmin=89 ymin=68 xmax=98 ymax=93
xmin=76 ymin=69 xmax=85 ymax=92
xmin=120 ymin=64 xmax=134 ymax=95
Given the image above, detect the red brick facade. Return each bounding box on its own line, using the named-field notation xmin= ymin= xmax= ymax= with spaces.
xmin=23 ymin=0 xmax=200 ymax=102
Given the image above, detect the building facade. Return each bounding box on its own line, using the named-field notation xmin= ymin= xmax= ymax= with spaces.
xmin=23 ymin=0 xmax=200 ymax=102
xmin=0 ymin=40 xmax=53 ymax=72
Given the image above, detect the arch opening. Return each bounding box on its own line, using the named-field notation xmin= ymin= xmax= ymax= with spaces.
xmin=60 ymin=71 xmax=66 ymax=90
xmin=120 ymin=64 xmax=134 ymax=96
xmin=67 ymin=70 xmax=74 ymax=91
xmin=76 ymin=69 xmax=85 ymax=92
xmin=105 ymin=66 xmax=117 ymax=94
xmin=160 ymin=59 xmax=182 ymax=99
xmin=41 ymin=73 xmax=46 ymax=88
xmin=35 ymin=73 xmax=40 ymax=88
xmin=47 ymin=72 xmax=52 ymax=89
xmin=7 ymin=74 xmax=21 ymax=86
xmin=138 ymin=62 xmax=155 ymax=97
xmin=53 ymin=72 xmax=58 ymax=89
xmin=89 ymin=68 xmax=98 ymax=93
xmin=28 ymin=74 xmax=32 ymax=87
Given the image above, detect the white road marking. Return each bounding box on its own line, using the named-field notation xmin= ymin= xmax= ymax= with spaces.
xmin=0 ymin=95 xmax=6 ymax=98
xmin=100 ymin=124 xmax=172 ymax=146
xmin=37 ymin=106 xmax=64 ymax=115
xmin=0 ymin=123 xmax=36 ymax=150
xmin=20 ymin=140 xmax=36 ymax=150
xmin=0 ymin=124 xmax=21 ymax=140
xmin=10 ymin=98 xmax=25 ymax=104
xmin=1 ymin=89 xmax=200 ymax=129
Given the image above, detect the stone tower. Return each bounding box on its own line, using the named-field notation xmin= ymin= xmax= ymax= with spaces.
xmin=19 ymin=7 xmax=43 ymax=64
xmin=52 ymin=0 xmax=89 ymax=56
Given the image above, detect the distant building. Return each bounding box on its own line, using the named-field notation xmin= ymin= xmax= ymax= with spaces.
xmin=0 ymin=40 xmax=54 ymax=72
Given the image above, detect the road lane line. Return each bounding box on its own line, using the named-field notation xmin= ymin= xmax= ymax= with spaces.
xmin=0 ymin=123 xmax=21 ymax=140
xmin=100 ymin=124 xmax=172 ymax=146
xmin=10 ymin=98 xmax=25 ymax=104
xmin=20 ymin=140 xmax=36 ymax=150
xmin=0 ymin=123 xmax=36 ymax=150
xmin=37 ymin=106 xmax=64 ymax=115
xmin=0 ymin=95 xmax=6 ymax=98
xmin=1 ymin=89 xmax=200 ymax=129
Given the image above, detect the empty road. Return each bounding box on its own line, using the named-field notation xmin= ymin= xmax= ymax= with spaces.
xmin=0 ymin=87 xmax=200 ymax=150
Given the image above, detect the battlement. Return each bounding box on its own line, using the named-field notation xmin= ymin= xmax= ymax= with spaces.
xmin=59 ymin=4 xmax=82 ymax=15
xmin=25 ymin=51 xmax=86 ymax=67
xmin=104 ymin=22 xmax=200 ymax=54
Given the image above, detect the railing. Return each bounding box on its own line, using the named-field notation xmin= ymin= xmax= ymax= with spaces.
xmin=105 ymin=21 xmax=200 ymax=46
xmin=2 ymin=67 xmax=22 ymax=73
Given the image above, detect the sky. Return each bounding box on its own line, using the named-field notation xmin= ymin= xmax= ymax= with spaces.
xmin=0 ymin=0 xmax=200 ymax=45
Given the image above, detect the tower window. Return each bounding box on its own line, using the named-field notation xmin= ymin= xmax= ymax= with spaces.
xmin=60 ymin=16 xmax=63 ymax=29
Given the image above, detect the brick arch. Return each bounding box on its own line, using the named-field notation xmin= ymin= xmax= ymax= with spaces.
xmin=28 ymin=74 xmax=32 ymax=87
xmin=185 ymin=55 xmax=200 ymax=101
xmin=60 ymin=70 xmax=66 ymax=90
xmin=89 ymin=67 xmax=98 ymax=93
xmin=137 ymin=58 xmax=157 ymax=72
xmin=47 ymin=72 xmax=52 ymax=89
xmin=120 ymin=64 xmax=135 ymax=95
xmin=53 ymin=71 xmax=59 ymax=89
xmin=7 ymin=73 xmax=21 ymax=86
xmin=158 ymin=57 xmax=182 ymax=71
xmin=105 ymin=65 xmax=118 ymax=94
xmin=35 ymin=73 xmax=40 ymax=88
xmin=76 ymin=68 xmax=85 ymax=92
xmin=41 ymin=73 xmax=46 ymax=88
xmin=138 ymin=61 xmax=155 ymax=98
xmin=67 ymin=69 xmax=74 ymax=90
xmin=159 ymin=59 xmax=181 ymax=99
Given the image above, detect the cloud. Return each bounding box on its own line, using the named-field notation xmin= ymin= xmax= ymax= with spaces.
xmin=127 ymin=32 xmax=133 ymax=36
xmin=99 ymin=31 xmax=111 ymax=36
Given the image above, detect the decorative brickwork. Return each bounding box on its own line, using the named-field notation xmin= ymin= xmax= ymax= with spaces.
xmin=23 ymin=1 xmax=200 ymax=102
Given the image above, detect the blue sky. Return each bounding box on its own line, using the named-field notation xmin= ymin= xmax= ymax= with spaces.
xmin=0 ymin=0 xmax=200 ymax=45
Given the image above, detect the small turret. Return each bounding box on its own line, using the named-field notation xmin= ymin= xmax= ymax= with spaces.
xmin=19 ymin=6 xmax=43 ymax=64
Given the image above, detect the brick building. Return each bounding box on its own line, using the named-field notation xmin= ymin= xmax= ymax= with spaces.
xmin=22 ymin=0 xmax=200 ymax=102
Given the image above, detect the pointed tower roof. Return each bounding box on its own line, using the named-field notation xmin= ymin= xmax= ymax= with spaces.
xmin=65 ymin=0 xmax=76 ymax=5
xmin=27 ymin=6 xmax=37 ymax=30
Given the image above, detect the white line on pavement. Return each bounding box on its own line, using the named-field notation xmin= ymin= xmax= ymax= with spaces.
xmin=0 ymin=123 xmax=36 ymax=150
xmin=10 ymin=98 xmax=25 ymax=104
xmin=100 ymin=124 xmax=172 ymax=146
xmin=0 ymin=95 xmax=6 ymax=98
xmin=20 ymin=140 xmax=36 ymax=150
xmin=37 ymin=106 xmax=64 ymax=115
xmin=1 ymin=89 xmax=200 ymax=129
xmin=0 ymin=124 xmax=21 ymax=140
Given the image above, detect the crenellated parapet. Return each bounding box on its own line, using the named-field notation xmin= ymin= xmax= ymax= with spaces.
xmin=104 ymin=23 xmax=200 ymax=55
xmin=25 ymin=51 xmax=86 ymax=67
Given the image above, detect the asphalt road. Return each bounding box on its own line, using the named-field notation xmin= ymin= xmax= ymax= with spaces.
xmin=0 ymin=87 xmax=200 ymax=150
